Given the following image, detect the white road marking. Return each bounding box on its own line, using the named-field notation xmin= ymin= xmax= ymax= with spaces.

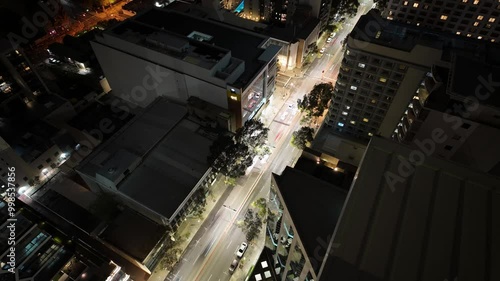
xmin=207 ymin=274 xmax=213 ymax=281
xmin=226 ymin=239 xmax=234 ymax=249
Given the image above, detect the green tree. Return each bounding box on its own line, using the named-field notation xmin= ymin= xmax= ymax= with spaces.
xmin=253 ymin=198 xmax=267 ymax=218
xmin=235 ymin=119 xmax=270 ymax=156
xmin=209 ymin=120 xmax=270 ymax=182
xmin=241 ymin=209 xmax=262 ymax=242
xmin=207 ymin=134 xmax=235 ymax=165
xmin=297 ymin=83 xmax=334 ymax=117
xmin=338 ymin=0 xmax=360 ymax=17
xmin=291 ymin=127 xmax=315 ymax=149
xmin=213 ymin=143 xmax=254 ymax=179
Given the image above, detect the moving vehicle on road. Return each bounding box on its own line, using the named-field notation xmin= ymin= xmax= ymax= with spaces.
xmin=229 ymin=259 xmax=239 ymax=274
xmin=236 ymin=242 xmax=248 ymax=258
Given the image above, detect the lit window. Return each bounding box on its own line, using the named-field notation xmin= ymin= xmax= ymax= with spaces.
xmin=375 ymin=31 xmax=381 ymax=39
xmin=417 ymin=22 xmax=421 ymax=26
xmin=473 ymin=0 xmax=479 ymax=4
xmin=350 ymin=120 xmax=356 ymax=124
xmin=489 ymin=17 xmax=496 ymax=23
xmin=478 ymin=36 xmax=483 ymax=39
xmin=462 ymin=0 xmax=467 ymax=2
xmin=440 ymin=15 xmax=448 ymax=20
xmin=456 ymin=31 xmax=461 ymax=35
xmin=350 ymin=86 xmax=358 ymax=90
xmin=230 ymin=95 xmax=238 ymax=101
xmin=492 ymin=39 xmax=496 ymax=42
xmin=346 ymin=50 xmax=350 ymax=55
xmin=413 ymin=2 xmax=419 ymax=7
xmin=368 ymin=132 xmax=374 ymax=136
xmin=363 ymin=118 xmax=369 ymax=122
xmin=403 ymin=1 xmax=408 ymax=5
xmin=358 ymin=63 xmax=366 ymax=68
xmin=467 ymin=34 xmax=472 ymax=37
xmin=342 ymin=111 xmax=348 ymax=116
xmin=337 ymin=122 xmax=345 ymax=127
xmin=379 ymin=77 xmax=387 ymax=83
xmin=371 ymin=99 xmax=377 ymax=104
xmin=477 ymin=15 xmax=484 ymax=20
xmin=474 ymin=21 xmax=479 ymax=26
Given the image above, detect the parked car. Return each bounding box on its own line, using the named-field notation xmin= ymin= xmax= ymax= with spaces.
xmin=320 ymin=47 xmax=326 ymax=54
xmin=229 ymin=259 xmax=239 ymax=274
xmin=236 ymin=242 xmax=248 ymax=258
xmin=326 ymin=38 xmax=332 ymax=43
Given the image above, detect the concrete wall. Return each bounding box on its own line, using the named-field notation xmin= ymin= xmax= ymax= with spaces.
xmin=91 ymin=41 xmax=228 ymax=109
xmin=379 ymin=67 xmax=427 ymax=137
xmin=411 ymin=110 xmax=500 ymax=174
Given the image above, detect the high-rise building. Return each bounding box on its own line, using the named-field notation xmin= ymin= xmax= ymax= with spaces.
xmin=265 ymin=151 xmax=353 ymax=281
xmin=381 ymin=0 xmax=500 ymax=42
xmin=393 ymin=54 xmax=500 ymax=176
xmin=320 ymin=136 xmax=500 ymax=281
xmin=325 ymin=10 xmax=500 ymax=145
xmin=325 ymin=10 xmax=443 ymax=142
xmin=270 ymin=0 xmax=332 ymax=29
xmin=91 ymin=7 xmax=280 ymax=131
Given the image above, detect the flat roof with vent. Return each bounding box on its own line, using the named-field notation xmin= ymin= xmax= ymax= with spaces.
xmin=77 ymin=98 xmax=213 ymax=220
xmin=106 ymin=7 xmax=276 ymax=88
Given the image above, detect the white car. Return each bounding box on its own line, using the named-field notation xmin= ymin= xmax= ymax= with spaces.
xmin=320 ymin=47 xmax=326 ymax=54
xmin=236 ymin=242 xmax=248 ymax=258
xmin=326 ymin=38 xmax=332 ymax=43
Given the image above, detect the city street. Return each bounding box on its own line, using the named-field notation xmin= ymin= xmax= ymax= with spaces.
xmin=164 ymin=2 xmax=373 ymax=281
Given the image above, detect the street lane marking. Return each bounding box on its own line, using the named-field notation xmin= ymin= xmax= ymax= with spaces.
xmin=226 ymin=239 xmax=233 ymax=249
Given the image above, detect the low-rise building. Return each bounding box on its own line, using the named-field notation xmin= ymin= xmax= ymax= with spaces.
xmin=76 ymin=98 xmax=217 ymax=228
xmin=0 ymin=198 xmax=123 ymax=281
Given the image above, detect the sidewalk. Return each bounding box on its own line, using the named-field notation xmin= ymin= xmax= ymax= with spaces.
xmin=148 ymin=176 xmax=228 ymax=281
xmin=230 ymin=217 xmax=267 ymax=281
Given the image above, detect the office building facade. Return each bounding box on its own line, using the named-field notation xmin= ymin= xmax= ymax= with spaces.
xmin=91 ymin=7 xmax=280 ymax=131
xmin=325 ymin=10 xmax=442 ymax=142
xmin=393 ymin=54 xmax=500 ymax=176
xmin=382 ymin=0 xmax=500 ymax=42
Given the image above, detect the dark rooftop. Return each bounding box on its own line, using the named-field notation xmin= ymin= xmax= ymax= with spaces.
xmin=321 ymin=136 xmax=500 ymax=281
xmin=273 ymin=167 xmax=347 ymax=273
xmin=451 ymin=55 xmax=500 ymax=108
xmin=101 ymin=208 xmax=166 ymax=261
xmin=68 ymin=102 xmax=135 ymax=141
xmin=109 ymin=8 xmax=270 ymax=88
xmin=35 ymin=189 xmax=101 ymax=233
xmin=0 ymin=117 xmax=68 ymax=163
